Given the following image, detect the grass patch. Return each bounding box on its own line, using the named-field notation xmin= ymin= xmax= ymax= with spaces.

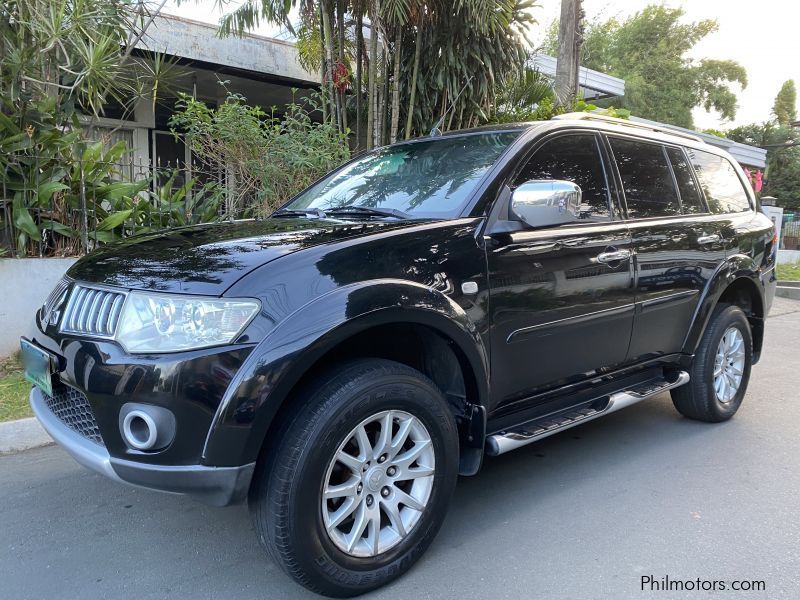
xmin=0 ymin=354 xmax=33 ymax=423
xmin=776 ymin=262 xmax=800 ymax=281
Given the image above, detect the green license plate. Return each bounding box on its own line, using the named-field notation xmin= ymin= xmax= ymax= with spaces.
xmin=20 ymin=338 xmax=54 ymax=397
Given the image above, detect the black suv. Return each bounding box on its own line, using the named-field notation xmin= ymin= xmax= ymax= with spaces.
xmin=24 ymin=114 xmax=776 ymax=597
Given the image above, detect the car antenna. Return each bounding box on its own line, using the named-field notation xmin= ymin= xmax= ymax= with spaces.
xmin=429 ymin=76 xmax=474 ymax=137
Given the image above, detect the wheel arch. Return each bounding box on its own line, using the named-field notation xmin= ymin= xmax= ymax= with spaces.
xmin=202 ymin=280 xmax=489 ymax=471
xmin=684 ymin=258 xmax=766 ymax=362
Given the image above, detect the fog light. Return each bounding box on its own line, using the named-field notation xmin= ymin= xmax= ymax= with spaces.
xmin=119 ymin=403 xmax=176 ymax=452
xmin=122 ymin=411 xmax=157 ymax=450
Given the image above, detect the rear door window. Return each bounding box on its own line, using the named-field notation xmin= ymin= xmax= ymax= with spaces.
xmin=666 ymin=147 xmax=705 ymax=215
xmin=609 ymin=137 xmax=680 ymax=219
xmin=685 ymin=149 xmax=751 ymax=214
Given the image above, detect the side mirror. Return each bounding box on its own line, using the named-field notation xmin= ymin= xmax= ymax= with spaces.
xmin=510 ymin=180 xmax=582 ymax=228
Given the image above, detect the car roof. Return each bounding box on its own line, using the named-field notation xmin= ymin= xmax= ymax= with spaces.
xmin=392 ymin=115 xmax=738 ymax=164
xmin=439 ymin=113 xmax=717 ymax=154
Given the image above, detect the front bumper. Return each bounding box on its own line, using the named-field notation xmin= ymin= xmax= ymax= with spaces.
xmin=31 ymin=387 xmax=254 ymax=506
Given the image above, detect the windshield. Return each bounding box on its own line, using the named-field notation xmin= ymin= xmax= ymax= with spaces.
xmin=282 ymin=132 xmax=520 ymax=218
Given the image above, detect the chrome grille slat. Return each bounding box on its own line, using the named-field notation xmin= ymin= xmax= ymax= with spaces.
xmin=96 ymin=294 xmax=114 ymax=334
xmin=67 ymin=287 xmax=87 ymax=331
xmin=78 ymin=289 xmax=95 ymax=331
xmin=87 ymin=291 xmax=104 ymax=333
xmin=107 ymin=295 xmax=125 ymax=335
xmin=60 ymin=284 xmax=126 ymax=338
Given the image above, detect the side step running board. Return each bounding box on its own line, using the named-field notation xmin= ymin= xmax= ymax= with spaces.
xmin=485 ymin=371 xmax=690 ymax=456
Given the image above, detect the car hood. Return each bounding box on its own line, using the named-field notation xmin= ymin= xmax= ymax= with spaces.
xmin=67 ymin=218 xmax=419 ymax=294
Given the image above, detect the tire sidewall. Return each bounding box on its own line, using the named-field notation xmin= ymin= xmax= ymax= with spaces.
xmin=277 ymin=366 xmax=459 ymax=593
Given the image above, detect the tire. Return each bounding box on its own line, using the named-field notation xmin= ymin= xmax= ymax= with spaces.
xmin=671 ymin=304 xmax=753 ymax=422
xmin=249 ymin=358 xmax=459 ymax=597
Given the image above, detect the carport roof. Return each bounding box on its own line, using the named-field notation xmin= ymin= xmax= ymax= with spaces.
xmin=134 ymin=13 xmax=318 ymax=87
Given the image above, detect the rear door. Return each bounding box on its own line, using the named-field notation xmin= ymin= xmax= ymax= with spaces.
xmin=486 ymin=132 xmax=635 ymax=405
xmin=606 ymin=136 xmax=725 ymax=362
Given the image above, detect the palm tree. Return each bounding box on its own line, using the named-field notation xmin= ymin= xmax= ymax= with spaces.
xmin=217 ymin=0 xmax=538 ymax=142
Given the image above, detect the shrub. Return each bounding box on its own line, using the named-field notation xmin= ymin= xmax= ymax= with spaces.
xmin=169 ymin=90 xmax=350 ymax=217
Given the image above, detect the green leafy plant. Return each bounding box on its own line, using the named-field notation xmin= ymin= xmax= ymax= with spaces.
xmin=0 ymin=0 xmax=188 ymax=257
xmin=170 ymin=90 xmax=350 ymax=217
xmin=0 ymin=111 xmax=149 ymax=256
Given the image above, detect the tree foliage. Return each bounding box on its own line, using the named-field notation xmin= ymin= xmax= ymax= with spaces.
xmin=728 ymin=120 xmax=800 ymax=209
xmin=218 ymin=0 xmax=538 ymax=146
xmin=0 ymin=0 xmax=192 ymax=256
xmin=772 ymin=80 xmax=797 ymax=128
xmin=544 ymin=5 xmax=747 ymax=128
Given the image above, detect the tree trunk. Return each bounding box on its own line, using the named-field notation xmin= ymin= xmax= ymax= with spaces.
xmin=404 ymin=23 xmax=423 ymax=139
xmin=355 ymin=12 xmax=364 ymax=148
xmin=389 ymin=28 xmax=403 ymax=144
xmin=379 ymin=47 xmax=390 ymax=145
xmin=321 ymin=1 xmax=338 ymax=126
xmin=554 ymin=0 xmax=582 ymax=109
xmin=367 ymin=3 xmax=379 ymax=149
xmin=336 ymin=0 xmax=348 ymax=134
xmin=318 ymin=4 xmax=329 ymax=124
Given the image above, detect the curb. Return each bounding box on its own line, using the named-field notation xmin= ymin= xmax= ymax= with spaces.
xmin=776 ymin=286 xmax=800 ymax=300
xmin=0 ymin=416 xmax=53 ymax=454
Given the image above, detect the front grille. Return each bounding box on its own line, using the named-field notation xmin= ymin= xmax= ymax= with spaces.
xmin=43 ymin=385 xmax=104 ymax=446
xmin=60 ymin=285 xmax=126 ymax=337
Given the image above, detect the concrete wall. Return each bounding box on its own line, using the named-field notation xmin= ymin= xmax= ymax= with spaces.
xmin=140 ymin=14 xmax=318 ymax=85
xmin=0 ymin=259 xmax=77 ymax=358
xmin=778 ymin=250 xmax=800 ymax=265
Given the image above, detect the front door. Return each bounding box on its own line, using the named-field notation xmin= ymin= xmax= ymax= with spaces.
xmin=486 ymin=132 xmax=636 ymax=406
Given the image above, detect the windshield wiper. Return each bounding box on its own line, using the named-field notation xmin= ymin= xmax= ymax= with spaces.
xmin=324 ymin=206 xmax=411 ymax=220
xmin=271 ymin=208 xmax=328 ymax=218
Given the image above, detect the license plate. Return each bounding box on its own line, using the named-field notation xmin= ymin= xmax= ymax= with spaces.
xmin=20 ymin=338 xmax=55 ymax=397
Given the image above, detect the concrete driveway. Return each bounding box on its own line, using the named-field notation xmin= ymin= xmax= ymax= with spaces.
xmin=3 ymin=299 xmax=799 ymax=600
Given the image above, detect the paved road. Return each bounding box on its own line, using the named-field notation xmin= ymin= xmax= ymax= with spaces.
xmin=3 ymin=299 xmax=800 ymax=600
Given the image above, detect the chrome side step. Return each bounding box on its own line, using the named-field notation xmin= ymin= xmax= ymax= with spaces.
xmin=485 ymin=371 xmax=690 ymax=456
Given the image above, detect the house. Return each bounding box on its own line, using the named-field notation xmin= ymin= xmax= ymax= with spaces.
xmin=89 ymin=13 xmax=318 ymax=179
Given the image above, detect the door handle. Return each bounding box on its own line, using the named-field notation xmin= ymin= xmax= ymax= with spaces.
xmin=596 ymin=249 xmax=631 ymax=264
xmin=697 ymin=234 xmax=721 ymax=245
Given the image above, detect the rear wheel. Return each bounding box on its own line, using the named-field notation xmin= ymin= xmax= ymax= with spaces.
xmin=671 ymin=304 xmax=752 ymax=422
xmin=249 ymin=359 xmax=459 ymax=597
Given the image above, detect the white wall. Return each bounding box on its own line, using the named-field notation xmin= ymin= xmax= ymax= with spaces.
xmin=0 ymin=259 xmax=77 ymax=357
xmin=778 ymin=250 xmax=800 ymax=265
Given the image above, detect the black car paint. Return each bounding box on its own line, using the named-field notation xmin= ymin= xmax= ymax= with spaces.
xmin=30 ymin=120 xmax=777 ymax=502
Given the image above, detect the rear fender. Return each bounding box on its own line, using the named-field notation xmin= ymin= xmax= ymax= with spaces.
xmin=682 ymin=254 xmax=767 ymax=357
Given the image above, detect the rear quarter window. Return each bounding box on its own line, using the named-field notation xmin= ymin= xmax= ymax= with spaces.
xmin=686 ymin=149 xmax=751 ymax=214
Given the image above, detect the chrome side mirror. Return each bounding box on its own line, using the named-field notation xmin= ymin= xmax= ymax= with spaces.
xmin=510 ymin=180 xmax=582 ymax=228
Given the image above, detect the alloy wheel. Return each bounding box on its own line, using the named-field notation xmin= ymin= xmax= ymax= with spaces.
xmin=321 ymin=410 xmax=435 ymax=558
xmin=713 ymin=326 xmax=745 ymax=403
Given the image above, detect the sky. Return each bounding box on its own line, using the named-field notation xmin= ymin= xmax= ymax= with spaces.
xmin=164 ymin=0 xmax=800 ymax=130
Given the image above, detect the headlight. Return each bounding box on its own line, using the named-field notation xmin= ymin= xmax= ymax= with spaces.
xmin=116 ymin=292 xmax=260 ymax=353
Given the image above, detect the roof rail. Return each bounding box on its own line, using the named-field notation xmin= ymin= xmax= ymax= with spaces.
xmin=552 ymin=112 xmax=704 ymax=143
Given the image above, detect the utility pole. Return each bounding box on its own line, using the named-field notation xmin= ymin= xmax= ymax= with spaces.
xmin=554 ymin=0 xmax=583 ymax=109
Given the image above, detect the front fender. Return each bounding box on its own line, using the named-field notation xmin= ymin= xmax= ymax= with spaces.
xmin=682 ymin=253 xmax=768 ymax=356
xmin=202 ymin=279 xmax=489 ymax=467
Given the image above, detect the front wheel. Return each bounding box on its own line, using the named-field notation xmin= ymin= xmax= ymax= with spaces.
xmin=249 ymin=359 xmax=459 ymax=597
xmin=671 ymin=304 xmax=753 ymax=422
